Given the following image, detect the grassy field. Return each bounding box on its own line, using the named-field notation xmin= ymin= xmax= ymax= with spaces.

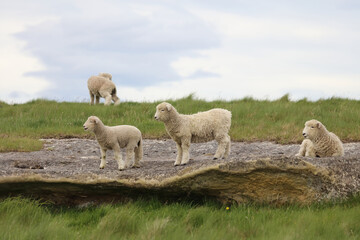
xmin=0 ymin=196 xmax=359 ymax=240
xmin=1 ymin=94 xmax=360 ymax=152
xmin=1 ymin=96 xmax=360 ymax=239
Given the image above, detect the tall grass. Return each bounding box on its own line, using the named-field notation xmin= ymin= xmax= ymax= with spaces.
xmin=0 ymin=196 xmax=359 ymax=239
xmin=1 ymin=95 xmax=360 ymax=151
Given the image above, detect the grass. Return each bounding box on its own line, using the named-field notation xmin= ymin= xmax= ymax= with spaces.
xmin=1 ymin=96 xmax=360 ymax=239
xmin=1 ymin=94 xmax=360 ymax=152
xmin=0 ymin=196 xmax=359 ymax=240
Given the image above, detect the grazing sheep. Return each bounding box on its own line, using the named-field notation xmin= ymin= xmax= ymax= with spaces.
xmin=83 ymin=116 xmax=143 ymax=170
xmin=154 ymin=102 xmax=231 ymax=166
xmin=296 ymin=119 xmax=344 ymax=157
xmin=87 ymin=73 xmax=120 ymax=106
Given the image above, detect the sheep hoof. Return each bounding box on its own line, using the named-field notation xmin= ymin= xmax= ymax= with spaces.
xmin=180 ymin=163 xmax=187 ymax=166
xmin=99 ymin=166 xmax=105 ymax=169
xmin=132 ymin=165 xmax=141 ymax=168
xmin=213 ymin=157 xmax=218 ymax=160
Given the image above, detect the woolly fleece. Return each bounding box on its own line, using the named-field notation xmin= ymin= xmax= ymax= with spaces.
xmin=98 ymin=72 xmax=112 ymax=80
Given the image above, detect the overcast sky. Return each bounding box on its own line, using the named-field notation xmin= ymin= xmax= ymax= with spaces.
xmin=1 ymin=0 xmax=359 ymax=103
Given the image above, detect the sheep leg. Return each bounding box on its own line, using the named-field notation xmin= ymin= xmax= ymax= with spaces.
xmin=95 ymin=95 xmax=100 ymax=104
xmin=296 ymin=140 xmax=307 ymax=156
xmin=89 ymin=91 xmax=95 ymax=105
xmin=214 ymin=136 xmax=227 ymax=159
xmin=134 ymin=141 xmax=142 ymax=168
xmin=296 ymin=139 xmax=315 ymax=157
xmin=305 ymin=142 xmax=316 ymax=157
xmin=100 ymin=91 xmax=112 ymax=106
xmin=223 ymin=135 xmax=231 ymax=159
xmin=99 ymin=148 xmax=107 ymax=169
xmin=125 ymin=147 xmax=135 ymax=168
xmin=174 ymin=142 xmax=183 ymax=166
xmin=114 ymin=146 xmax=125 ymax=170
xmin=180 ymin=139 xmax=190 ymax=165
xmin=112 ymin=94 xmax=121 ymax=106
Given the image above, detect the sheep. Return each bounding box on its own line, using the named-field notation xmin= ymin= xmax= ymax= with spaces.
xmin=83 ymin=116 xmax=143 ymax=170
xmin=154 ymin=102 xmax=231 ymax=166
xmin=296 ymin=119 xmax=344 ymax=157
xmin=87 ymin=73 xmax=120 ymax=106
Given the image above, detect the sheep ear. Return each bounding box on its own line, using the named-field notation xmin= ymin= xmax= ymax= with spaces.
xmin=166 ymin=104 xmax=172 ymax=111
xmin=91 ymin=117 xmax=98 ymax=124
xmin=316 ymin=122 xmax=321 ymax=129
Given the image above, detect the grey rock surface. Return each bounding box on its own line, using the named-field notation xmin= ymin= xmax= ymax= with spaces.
xmin=0 ymin=139 xmax=359 ymax=205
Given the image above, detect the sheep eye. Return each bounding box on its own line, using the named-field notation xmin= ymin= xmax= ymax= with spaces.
xmin=161 ymin=109 xmax=165 ymax=112
xmin=311 ymin=126 xmax=314 ymax=129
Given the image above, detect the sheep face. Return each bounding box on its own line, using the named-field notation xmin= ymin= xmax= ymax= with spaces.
xmin=154 ymin=102 xmax=173 ymax=122
xmin=302 ymin=119 xmax=323 ymax=139
xmin=83 ymin=116 xmax=100 ymax=132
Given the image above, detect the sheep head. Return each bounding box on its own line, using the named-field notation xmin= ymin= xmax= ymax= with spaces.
xmin=154 ymin=102 xmax=174 ymax=122
xmin=83 ymin=116 xmax=101 ymax=132
xmin=302 ymin=119 xmax=325 ymax=140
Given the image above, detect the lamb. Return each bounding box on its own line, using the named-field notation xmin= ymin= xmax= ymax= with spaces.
xmin=154 ymin=102 xmax=231 ymax=166
xmin=87 ymin=73 xmax=120 ymax=106
xmin=296 ymin=119 xmax=344 ymax=157
xmin=83 ymin=116 xmax=143 ymax=170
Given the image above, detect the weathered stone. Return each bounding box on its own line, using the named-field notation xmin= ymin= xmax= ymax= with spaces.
xmin=0 ymin=139 xmax=359 ymax=205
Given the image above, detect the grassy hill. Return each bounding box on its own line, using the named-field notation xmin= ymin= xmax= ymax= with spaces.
xmin=1 ymin=94 xmax=360 ymax=152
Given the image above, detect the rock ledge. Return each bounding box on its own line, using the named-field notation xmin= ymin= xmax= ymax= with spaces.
xmin=0 ymin=139 xmax=359 ymax=205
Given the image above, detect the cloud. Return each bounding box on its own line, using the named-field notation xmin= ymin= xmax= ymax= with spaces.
xmin=165 ymin=6 xmax=360 ymax=101
xmin=1 ymin=0 xmax=360 ymax=103
xmin=0 ymin=18 xmax=52 ymax=103
xmin=14 ymin=1 xmax=220 ymax=100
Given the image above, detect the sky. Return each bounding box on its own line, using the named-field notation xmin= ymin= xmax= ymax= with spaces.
xmin=1 ymin=0 xmax=360 ymax=103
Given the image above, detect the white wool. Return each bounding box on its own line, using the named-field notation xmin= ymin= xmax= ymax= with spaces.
xmin=155 ymin=102 xmax=231 ymax=166
xmin=296 ymin=119 xmax=344 ymax=157
xmin=98 ymin=73 xmax=112 ymax=80
xmin=87 ymin=73 xmax=120 ymax=106
xmin=83 ymin=116 xmax=143 ymax=170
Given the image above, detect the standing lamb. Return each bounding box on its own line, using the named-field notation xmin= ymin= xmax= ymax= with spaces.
xmin=296 ymin=119 xmax=344 ymax=157
xmin=87 ymin=73 xmax=120 ymax=106
xmin=83 ymin=116 xmax=143 ymax=170
xmin=154 ymin=102 xmax=231 ymax=166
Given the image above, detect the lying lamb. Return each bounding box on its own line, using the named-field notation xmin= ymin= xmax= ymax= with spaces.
xmin=87 ymin=73 xmax=120 ymax=106
xmin=83 ymin=116 xmax=143 ymax=170
xmin=154 ymin=102 xmax=231 ymax=166
xmin=296 ymin=119 xmax=344 ymax=157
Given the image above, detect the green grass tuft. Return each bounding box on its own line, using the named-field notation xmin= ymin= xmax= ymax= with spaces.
xmin=0 ymin=136 xmax=43 ymax=152
xmin=0 ymin=196 xmax=360 ymax=239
